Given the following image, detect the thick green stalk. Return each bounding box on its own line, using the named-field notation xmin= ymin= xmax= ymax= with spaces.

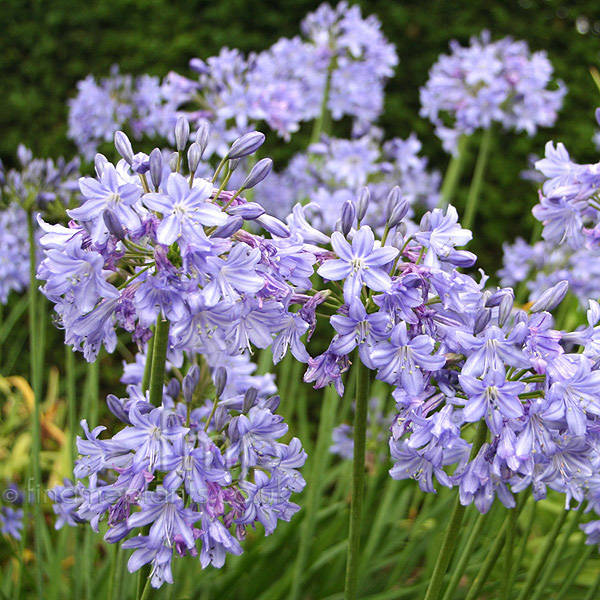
xmin=514 ymin=507 xmax=569 ymax=600
xmin=438 ymin=135 xmax=469 ymax=207
xmin=500 ymin=505 xmax=518 ymax=600
xmin=343 ymin=360 xmax=371 ymax=600
xmin=529 ymin=505 xmax=583 ymax=600
xmin=462 ymin=127 xmax=493 ymax=231
xmin=137 ymin=316 xmax=171 ymax=597
xmin=583 ymin=563 xmax=600 ymax=600
xmin=66 ymin=346 xmax=76 ymax=465
xmin=554 ymin=544 xmax=595 ymax=600
xmin=289 ymin=385 xmax=340 ymax=600
xmin=440 ymin=510 xmax=487 ymax=600
xmin=27 ymin=209 xmax=44 ymax=599
xmin=149 ymin=316 xmax=170 ymax=406
xmin=141 ymin=328 xmax=155 ymax=393
xmin=422 ymin=420 xmax=487 ymax=600
xmin=310 ymin=60 xmax=334 ymax=145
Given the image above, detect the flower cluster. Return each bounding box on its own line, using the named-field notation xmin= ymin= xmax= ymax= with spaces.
xmin=68 ymin=67 xmax=179 ymax=160
xmin=0 ymin=146 xmax=80 ymax=303
xmin=499 ymin=237 xmax=600 ymax=309
xmin=257 ymin=131 xmax=440 ymax=229
xmin=305 ymin=190 xmax=600 ymax=515
xmin=49 ymin=352 xmax=306 ymax=588
xmin=37 ymin=122 xmax=322 ymax=364
xmin=420 ymin=31 xmax=566 ymax=153
xmin=532 ymin=132 xmax=600 ymax=250
xmin=67 ymin=2 xmax=397 ymax=159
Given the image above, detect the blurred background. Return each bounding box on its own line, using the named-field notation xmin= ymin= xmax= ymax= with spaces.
xmin=2 ymin=0 xmax=600 ymax=268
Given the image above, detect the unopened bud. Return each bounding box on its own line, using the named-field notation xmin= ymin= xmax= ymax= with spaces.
xmin=175 ymin=116 xmax=190 ymax=152
xmin=114 ymin=131 xmax=134 ymax=165
xmin=498 ymin=293 xmax=514 ymax=327
xmin=340 ymin=201 xmax=356 ymax=236
xmin=169 ymin=152 xmax=179 ymax=173
xmin=227 ymin=202 xmax=265 ymax=220
xmin=241 ymin=158 xmax=273 ymax=190
xmin=211 ymin=216 xmax=244 ymax=238
xmin=228 ymin=158 xmax=241 ymax=172
xmin=474 ymin=308 xmax=491 ymax=335
xmin=387 ymin=198 xmax=409 ymax=229
xmin=530 ymin=280 xmax=569 ymax=313
xmin=357 ymin=187 xmax=370 ymax=221
xmin=196 ymin=121 xmax=210 ymax=156
xmin=242 ymin=387 xmax=258 ymax=413
xmin=187 ymin=143 xmax=202 ymax=173
xmin=255 ymin=214 xmax=290 ymax=238
xmin=149 ymin=148 xmax=163 ymax=189
xmin=263 ymin=395 xmax=280 ymax=412
xmin=103 ymin=209 xmax=125 ymax=241
xmin=227 ymin=132 xmax=265 ymax=160
xmin=214 ymin=367 xmax=227 ymax=398
xmin=385 ymin=186 xmax=402 ymax=220
xmin=94 ymin=153 xmax=108 ymax=178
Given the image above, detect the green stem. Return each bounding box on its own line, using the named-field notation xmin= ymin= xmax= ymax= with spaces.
xmin=27 ymin=209 xmax=44 ymax=600
xmin=141 ymin=330 xmax=155 ymax=394
xmin=343 ymin=360 xmax=370 ymax=600
xmin=508 ymin=496 xmax=535 ymax=593
xmin=529 ymin=505 xmax=583 ymax=600
xmin=514 ymin=506 xmax=570 ymax=600
xmin=438 ymin=135 xmax=469 ymax=207
xmin=500 ymin=504 xmax=518 ymax=600
xmin=289 ymin=385 xmax=340 ymax=600
xmin=139 ymin=576 xmax=152 ymax=600
xmin=422 ymin=420 xmax=487 ymax=600
xmin=583 ymin=563 xmax=600 ymax=600
xmin=149 ymin=316 xmax=170 ymax=406
xmin=310 ymin=62 xmax=334 ymax=145
xmin=555 ymin=544 xmax=595 ymax=600
xmin=440 ymin=510 xmax=487 ymax=600
xmin=66 ymin=345 xmax=76 ymax=466
xmin=462 ymin=127 xmax=492 ymax=231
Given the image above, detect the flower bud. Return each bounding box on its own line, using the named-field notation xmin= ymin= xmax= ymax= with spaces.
xmin=214 ymin=406 xmax=228 ymax=431
xmin=175 ymin=116 xmax=190 ymax=152
xmin=357 ymin=187 xmax=370 ymax=221
xmin=182 ymin=364 xmax=200 ymax=404
xmin=242 ymin=387 xmax=258 ymax=413
xmin=227 ymin=202 xmax=265 ymax=220
xmin=255 ymin=214 xmax=290 ymax=238
xmin=166 ymin=378 xmax=180 ymax=401
xmin=241 ymin=158 xmax=273 ymax=190
xmin=530 ymin=280 xmax=569 ymax=313
xmin=114 ymin=131 xmax=134 ymax=165
xmin=149 ymin=148 xmax=163 ymax=189
xmin=103 ymin=209 xmax=125 ymax=241
xmin=263 ymin=395 xmax=280 ymax=412
xmin=132 ymin=153 xmax=150 ymax=174
xmin=228 ymin=158 xmax=241 ymax=172
xmin=94 ymin=153 xmax=108 ymax=178
xmin=214 ymin=367 xmax=227 ymax=398
xmin=385 ymin=186 xmax=402 ymax=220
xmin=106 ymin=394 xmax=130 ymax=424
xmin=227 ymin=132 xmax=265 ymax=160
xmin=211 ymin=216 xmax=244 ymax=238
xmin=196 ymin=121 xmax=210 ymax=156
xmin=169 ymin=152 xmax=179 ymax=173
xmin=420 ymin=211 xmax=431 ymax=232
xmin=498 ymin=293 xmax=514 ymax=327
xmin=387 ymin=198 xmax=409 ymax=229
xmin=340 ymin=200 xmax=355 ymax=236
xmin=474 ymin=308 xmax=491 ymax=335
xmin=187 ymin=143 xmax=202 ymax=173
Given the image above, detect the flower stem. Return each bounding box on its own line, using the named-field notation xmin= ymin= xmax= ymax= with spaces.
xmin=310 ymin=61 xmax=334 ymax=145
xmin=343 ymin=360 xmax=370 ymax=600
xmin=66 ymin=345 xmax=76 ymax=465
xmin=462 ymin=127 xmax=492 ymax=231
xmin=440 ymin=509 xmax=487 ymax=600
xmin=289 ymin=385 xmax=340 ymax=600
xmin=422 ymin=420 xmax=487 ymax=600
xmin=141 ymin=329 xmax=155 ymax=394
xmin=149 ymin=316 xmax=170 ymax=407
xmin=500 ymin=503 xmax=517 ymax=600
xmin=27 ymin=210 xmax=44 ymax=600
xmin=139 ymin=576 xmax=152 ymax=600
xmin=438 ymin=135 xmax=469 ymax=207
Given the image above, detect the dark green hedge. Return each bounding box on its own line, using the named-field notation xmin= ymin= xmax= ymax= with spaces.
xmin=2 ymin=0 xmax=599 ymax=267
